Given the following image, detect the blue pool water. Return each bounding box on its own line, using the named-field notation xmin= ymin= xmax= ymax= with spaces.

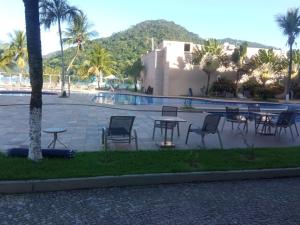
xmin=93 ymin=92 xmax=300 ymax=111
xmin=0 ymin=91 xmax=57 ymax=96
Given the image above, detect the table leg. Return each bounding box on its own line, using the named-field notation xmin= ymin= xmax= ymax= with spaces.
xmin=160 ymin=121 xmax=175 ymax=148
xmin=53 ymin=132 xmax=58 ymax=148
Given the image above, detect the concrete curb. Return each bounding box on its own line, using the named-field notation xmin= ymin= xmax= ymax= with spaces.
xmin=1 ymin=167 xmax=300 ymax=194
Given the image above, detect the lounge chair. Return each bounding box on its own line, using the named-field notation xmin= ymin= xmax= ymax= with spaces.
xmin=186 ymin=114 xmax=223 ymax=149
xmin=152 ymin=106 xmax=180 ymax=140
xmin=222 ymin=107 xmax=248 ymax=132
xmin=102 ymin=116 xmax=138 ymax=150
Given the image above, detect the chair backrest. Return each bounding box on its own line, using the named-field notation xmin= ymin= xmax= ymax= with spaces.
xmin=108 ymin=116 xmax=135 ymax=136
xmin=162 ymin=106 xmax=178 ymax=117
xmin=202 ymin=114 xmax=221 ymax=134
xmin=276 ymin=111 xmax=293 ymax=127
xmin=225 ymin=107 xmax=239 ymax=120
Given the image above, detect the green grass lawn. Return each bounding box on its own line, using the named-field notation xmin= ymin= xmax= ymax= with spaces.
xmin=1 ymin=147 xmax=300 ymax=180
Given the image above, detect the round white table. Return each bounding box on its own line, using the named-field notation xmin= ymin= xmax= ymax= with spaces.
xmin=43 ymin=128 xmax=67 ymax=148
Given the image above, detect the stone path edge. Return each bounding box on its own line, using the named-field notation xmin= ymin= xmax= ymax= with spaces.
xmin=1 ymin=167 xmax=300 ymax=194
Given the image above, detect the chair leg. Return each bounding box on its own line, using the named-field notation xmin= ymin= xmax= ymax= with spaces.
xmin=221 ymin=118 xmax=226 ymax=131
xmin=289 ymin=126 xmax=294 ymax=141
xmin=201 ymin=135 xmax=206 ymax=149
xmin=177 ymin=122 xmax=180 ymax=136
xmin=231 ymin=122 xmax=234 ymax=130
xmin=185 ymin=131 xmax=190 ymax=144
xmin=134 ymin=129 xmax=138 ymax=150
xmin=294 ymin=123 xmax=299 ymax=136
xmin=217 ymin=131 xmax=223 ymax=149
xmin=104 ymin=136 xmax=108 ymax=151
xmin=171 ymin=128 xmax=174 ymax=141
xmin=152 ymin=125 xmax=156 ymax=140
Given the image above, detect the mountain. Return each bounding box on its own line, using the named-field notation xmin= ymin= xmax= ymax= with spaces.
xmin=44 ymin=20 xmax=277 ymax=76
xmin=218 ymin=38 xmax=277 ymax=49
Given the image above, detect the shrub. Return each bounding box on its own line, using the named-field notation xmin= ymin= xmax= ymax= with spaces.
xmin=210 ymin=77 xmax=235 ymax=96
xmin=240 ymin=78 xmax=261 ymax=97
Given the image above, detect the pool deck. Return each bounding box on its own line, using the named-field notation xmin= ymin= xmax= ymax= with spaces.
xmin=0 ymin=92 xmax=299 ymax=152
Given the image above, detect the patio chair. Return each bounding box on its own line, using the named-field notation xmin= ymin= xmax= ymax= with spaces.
xmin=102 ymin=116 xmax=138 ymax=150
xmin=186 ymin=114 xmax=223 ymax=149
xmin=272 ymin=111 xmax=299 ymax=140
xmin=152 ymin=106 xmax=180 ymax=140
xmin=222 ymin=107 xmax=248 ymax=132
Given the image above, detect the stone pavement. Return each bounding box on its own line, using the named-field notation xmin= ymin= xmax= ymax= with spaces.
xmin=0 ymin=93 xmax=299 ymax=152
xmin=0 ymin=178 xmax=299 ymax=225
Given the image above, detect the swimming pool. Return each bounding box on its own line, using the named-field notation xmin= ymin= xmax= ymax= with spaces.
xmin=0 ymin=91 xmax=57 ymax=96
xmin=93 ymin=92 xmax=300 ymax=111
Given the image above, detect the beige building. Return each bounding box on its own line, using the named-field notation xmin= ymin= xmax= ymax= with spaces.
xmin=141 ymin=40 xmax=285 ymax=96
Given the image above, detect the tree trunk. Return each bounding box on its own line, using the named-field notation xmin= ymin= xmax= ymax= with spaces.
xmin=285 ymin=44 xmax=293 ymax=98
xmin=58 ymin=18 xmax=65 ymax=96
xmin=23 ymin=0 xmax=43 ymax=161
xmin=66 ymin=46 xmax=79 ymax=73
xmin=134 ymin=76 xmax=137 ymax=92
xmin=205 ymin=72 xmax=211 ymax=96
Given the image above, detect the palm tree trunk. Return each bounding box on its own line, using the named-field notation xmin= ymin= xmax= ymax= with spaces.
xmin=205 ymin=72 xmax=211 ymax=96
xmin=285 ymin=44 xmax=293 ymax=99
xmin=58 ymin=18 xmax=65 ymax=96
xmin=23 ymin=0 xmax=43 ymax=161
xmin=66 ymin=46 xmax=79 ymax=73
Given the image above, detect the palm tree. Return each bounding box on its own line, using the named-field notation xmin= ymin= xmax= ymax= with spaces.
xmin=125 ymin=59 xmax=144 ymax=92
xmin=63 ymin=12 xmax=98 ymax=73
xmin=39 ymin=0 xmax=81 ymax=96
xmin=276 ymin=8 xmax=300 ymax=99
xmin=86 ymin=44 xmax=115 ymax=89
xmin=6 ymin=30 xmax=28 ymax=75
xmin=23 ymin=0 xmax=44 ymax=161
xmin=231 ymin=42 xmax=248 ymax=95
xmin=192 ymin=39 xmax=223 ymax=96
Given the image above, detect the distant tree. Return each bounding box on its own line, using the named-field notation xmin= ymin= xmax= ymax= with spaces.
xmin=230 ymin=42 xmax=248 ymax=95
xmin=63 ymin=12 xmax=98 ymax=73
xmin=86 ymin=44 xmax=115 ymax=89
xmin=23 ymin=0 xmax=44 ymax=161
xmin=5 ymin=30 xmax=28 ymax=75
xmin=276 ymin=8 xmax=300 ymax=99
xmin=40 ymin=0 xmax=81 ymax=96
xmin=192 ymin=39 xmax=223 ymax=96
xmin=125 ymin=59 xmax=144 ymax=92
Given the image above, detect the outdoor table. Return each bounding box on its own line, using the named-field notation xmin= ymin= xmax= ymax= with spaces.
xmin=151 ymin=116 xmax=187 ymax=148
xmin=253 ymin=112 xmax=277 ymax=136
xmin=43 ymin=128 xmax=68 ymax=148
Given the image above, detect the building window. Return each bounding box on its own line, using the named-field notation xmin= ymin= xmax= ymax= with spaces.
xmin=184 ymin=43 xmax=191 ymax=52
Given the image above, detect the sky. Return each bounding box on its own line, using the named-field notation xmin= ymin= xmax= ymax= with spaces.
xmin=0 ymin=0 xmax=299 ymax=55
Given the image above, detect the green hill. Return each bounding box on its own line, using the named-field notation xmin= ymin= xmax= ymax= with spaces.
xmin=44 ymin=19 xmax=277 ymax=76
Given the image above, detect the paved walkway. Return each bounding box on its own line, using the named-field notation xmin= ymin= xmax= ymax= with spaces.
xmin=0 ymin=178 xmax=299 ymax=225
xmin=0 ymin=93 xmax=299 ymax=152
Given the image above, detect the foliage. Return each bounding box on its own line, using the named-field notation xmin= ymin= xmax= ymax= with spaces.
xmin=275 ymin=7 xmax=300 ymax=97
xmin=210 ymin=77 xmax=235 ymax=95
xmin=192 ymin=39 xmax=223 ymax=96
xmin=40 ymin=0 xmax=81 ymax=94
xmin=63 ymin=11 xmax=98 ymax=73
xmin=125 ymin=58 xmax=144 ymax=91
xmin=44 ymin=19 xmax=204 ymax=78
xmin=240 ymin=77 xmax=262 ymax=97
xmin=2 ymin=30 xmax=28 ymax=73
xmin=84 ymin=43 xmax=115 ymax=89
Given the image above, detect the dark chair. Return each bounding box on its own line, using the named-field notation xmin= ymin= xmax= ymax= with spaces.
xmin=102 ymin=116 xmax=138 ymax=150
xmin=145 ymin=86 xmax=153 ymax=95
xmin=188 ymin=88 xmax=193 ymax=97
xmin=186 ymin=114 xmax=223 ymax=149
xmin=222 ymin=107 xmax=248 ymax=132
xmin=272 ymin=111 xmax=299 ymax=140
xmin=152 ymin=106 xmax=180 ymax=140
